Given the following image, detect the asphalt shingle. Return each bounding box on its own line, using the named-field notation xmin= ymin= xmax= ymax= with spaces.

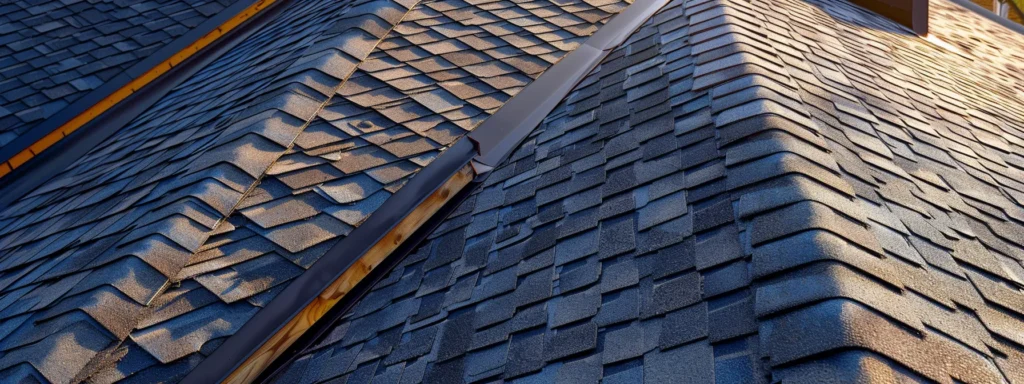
xmin=271 ymin=0 xmax=1024 ymax=382
xmin=0 ymin=0 xmax=238 ymax=152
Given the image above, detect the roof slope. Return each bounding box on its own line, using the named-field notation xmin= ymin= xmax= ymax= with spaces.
xmin=274 ymin=0 xmax=1024 ymax=382
xmin=0 ymin=0 xmax=633 ymax=381
xmin=0 ymin=0 xmax=376 ymax=380
xmin=98 ymin=0 xmax=630 ymax=380
xmin=0 ymin=0 xmax=238 ymax=150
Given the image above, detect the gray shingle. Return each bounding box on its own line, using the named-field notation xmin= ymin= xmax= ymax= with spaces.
xmin=601 ymin=323 xmax=643 ymax=364
xmin=0 ymin=0 xmax=232 ymax=145
xmin=545 ymin=321 xmax=597 ymax=361
xmin=551 ymin=288 xmax=600 ymax=327
xmin=505 ymin=330 xmax=546 ymax=378
xmin=644 ymin=341 xmax=713 ymax=383
xmin=265 ymin=0 xmax=1024 ymax=383
xmin=646 ymin=272 xmax=701 ymax=316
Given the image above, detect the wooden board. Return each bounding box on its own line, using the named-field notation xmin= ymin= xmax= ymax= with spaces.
xmin=0 ymin=0 xmax=277 ymax=178
xmin=224 ymin=164 xmax=475 ymax=383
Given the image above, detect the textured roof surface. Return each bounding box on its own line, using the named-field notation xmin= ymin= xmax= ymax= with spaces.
xmin=0 ymin=0 xmax=238 ymax=150
xmin=103 ymin=0 xmax=630 ymax=379
xmin=274 ymin=0 xmax=1024 ymax=382
xmin=0 ymin=0 xmax=381 ymax=380
xmin=0 ymin=0 xmax=632 ymax=381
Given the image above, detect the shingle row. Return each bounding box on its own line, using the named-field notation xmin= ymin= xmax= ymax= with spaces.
xmin=0 ymin=0 xmax=388 ymax=381
xmin=0 ymin=0 xmax=236 ymax=149
xmin=273 ymin=0 xmax=1024 ymax=382
xmin=106 ymin=0 xmax=633 ymax=380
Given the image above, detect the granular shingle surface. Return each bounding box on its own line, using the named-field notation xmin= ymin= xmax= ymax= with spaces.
xmin=0 ymin=0 xmax=632 ymax=381
xmin=1 ymin=0 xmax=1024 ymax=381
xmin=0 ymin=0 xmax=402 ymax=380
xmin=272 ymin=0 xmax=1024 ymax=382
xmin=0 ymin=0 xmax=240 ymax=150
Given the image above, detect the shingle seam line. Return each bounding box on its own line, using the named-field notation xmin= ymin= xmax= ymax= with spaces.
xmin=214 ymin=0 xmax=673 ymax=382
xmin=179 ymin=2 xmax=438 ymax=381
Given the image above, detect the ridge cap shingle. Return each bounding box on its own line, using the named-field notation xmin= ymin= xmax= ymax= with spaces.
xmin=272 ymin=0 xmax=1024 ymax=382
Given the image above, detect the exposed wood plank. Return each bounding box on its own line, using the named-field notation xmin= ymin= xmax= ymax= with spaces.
xmin=0 ymin=0 xmax=278 ymax=178
xmin=224 ymin=164 xmax=475 ymax=383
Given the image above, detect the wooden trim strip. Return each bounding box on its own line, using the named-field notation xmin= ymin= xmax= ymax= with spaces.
xmin=258 ymin=169 xmax=481 ymax=382
xmin=224 ymin=164 xmax=475 ymax=384
xmin=0 ymin=0 xmax=277 ymax=179
xmin=192 ymin=0 xmax=671 ymax=381
xmin=469 ymin=0 xmax=670 ymax=168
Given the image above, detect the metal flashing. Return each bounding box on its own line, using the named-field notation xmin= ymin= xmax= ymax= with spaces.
xmin=469 ymin=0 xmax=670 ymax=168
xmin=184 ymin=139 xmax=478 ymax=383
xmin=213 ymin=0 xmax=672 ymax=381
xmin=0 ymin=0 xmax=289 ymax=210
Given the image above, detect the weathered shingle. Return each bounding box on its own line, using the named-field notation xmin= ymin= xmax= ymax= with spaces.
xmin=0 ymin=0 xmax=239 ymax=151
xmin=271 ymin=0 xmax=1024 ymax=383
xmin=0 ymin=0 xmax=416 ymax=380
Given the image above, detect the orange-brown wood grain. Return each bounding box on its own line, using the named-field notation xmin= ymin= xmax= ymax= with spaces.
xmin=0 ymin=0 xmax=277 ymax=179
xmin=224 ymin=165 xmax=475 ymax=384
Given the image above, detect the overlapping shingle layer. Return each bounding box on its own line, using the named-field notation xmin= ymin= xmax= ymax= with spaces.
xmin=0 ymin=0 xmax=237 ymax=150
xmin=275 ymin=0 xmax=1024 ymax=382
xmin=0 ymin=0 xmax=388 ymax=380
xmin=0 ymin=0 xmax=635 ymax=381
xmin=103 ymin=0 xmax=632 ymax=380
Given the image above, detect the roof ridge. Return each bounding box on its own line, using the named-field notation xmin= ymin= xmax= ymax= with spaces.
xmin=153 ymin=0 xmax=654 ymax=379
xmin=266 ymin=0 xmax=1024 ymax=381
xmin=89 ymin=0 xmax=430 ymax=379
xmin=65 ymin=0 xmax=643 ymax=378
xmin=0 ymin=0 xmax=423 ymax=381
xmin=690 ymin=0 xmax=1011 ymax=382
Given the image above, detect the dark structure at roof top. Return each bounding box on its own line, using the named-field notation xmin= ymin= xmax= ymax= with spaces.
xmin=0 ymin=0 xmax=1023 ymax=381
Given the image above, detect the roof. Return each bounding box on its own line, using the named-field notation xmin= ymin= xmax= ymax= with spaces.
xmin=271 ymin=0 xmax=1024 ymax=382
xmin=0 ymin=0 xmax=238 ymax=151
xmin=0 ymin=0 xmax=1023 ymax=381
xmin=0 ymin=0 xmax=632 ymax=381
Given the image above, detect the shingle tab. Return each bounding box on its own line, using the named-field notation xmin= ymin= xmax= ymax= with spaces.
xmin=0 ymin=0 xmax=239 ymax=151
xmin=5 ymin=0 xmax=1024 ymax=380
xmin=271 ymin=0 xmax=1024 ymax=382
